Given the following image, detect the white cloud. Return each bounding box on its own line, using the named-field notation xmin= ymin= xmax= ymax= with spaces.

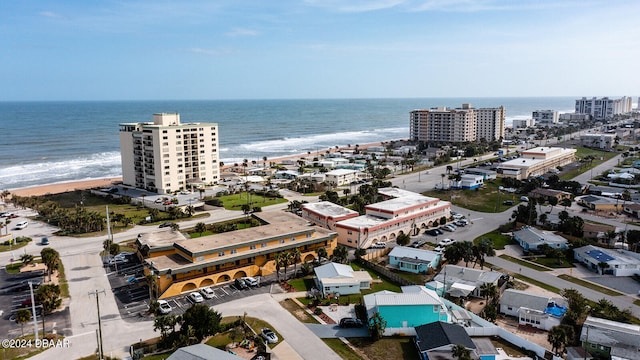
xmin=304 ymin=0 xmax=406 ymax=13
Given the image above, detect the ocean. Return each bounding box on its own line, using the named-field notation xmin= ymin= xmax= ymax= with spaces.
xmin=0 ymin=97 xmax=576 ymax=190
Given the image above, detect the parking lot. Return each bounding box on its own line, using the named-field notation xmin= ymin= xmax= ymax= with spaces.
xmin=0 ymin=267 xmax=71 ymax=338
xmin=104 ymin=254 xmax=276 ymax=320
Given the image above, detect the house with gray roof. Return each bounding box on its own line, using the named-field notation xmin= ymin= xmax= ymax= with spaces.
xmin=428 ymin=265 xmax=504 ymax=298
xmin=573 ymin=245 xmax=640 ymax=276
xmin=577 ymin=195 xmax=622 ymax=212
xmin=499 ymin=289 xmax=567 ymax=331
xmin=314 ymin=262 xmax=372 ymax=297
xmin=414 ymin=322 xmax=478 ymax=360
xmin=580 ymin=316 xmax=640 ymax=360
xmin=167 ymin=344 xmax=245 ymax=360
xmin=388 ymin=246 xmax=441 ymax=274
xmin=513 ymin=226 xmax=568 ymax=253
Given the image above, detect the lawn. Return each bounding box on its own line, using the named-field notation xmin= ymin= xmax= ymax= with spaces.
xmin=215 ymin=193 xmax=288 ymax=211
xmin=0 ymin=238 xmax=31 ymax=252
xmin=473 ymin=231 xmax=514 ymax=250
xmin=322 ymin=339 xmax=363 ymax=360
xmin=559 ymin=147 xmax=619 ymax=181
xmin=207 ymin=316 xmax=283 ymax=350
xmin=513 ymin=274 xmax=562 ymax=294
xmin=499 ymin=254 xmax=551 ymax=272
xmin=557 ymin=274 xmax=624 ymax=296
xmin=287 ymin=276 xmax=316 ymax=292
xmin=279 ymin=299 xmax=320 ymax=324
xmin=423 ymin=179 xmax=522 ymax=213
xmin=532 ymin=256 xmax=574 ymax=269
xmin=349 ymin=337 xmax=421 ymax=360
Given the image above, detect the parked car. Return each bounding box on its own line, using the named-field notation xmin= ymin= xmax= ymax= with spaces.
xmin=339 ymin=318 xmax=364 ymax=328
xmin=15 ymin=221 xmax=28 ymax=230
xmin=41 ymin=237 xmax=49 ymax=245
xmin=454 ymin=220 xmax=468 ymax=227
xmin=425 ymin=229 xmax=439 ymax=236
xmin=200 ymin=287 xmax=215 ymax=299
xmin=520 ymin=196 xmax=529 ymax=202
xmin=154 ymin=198 xmax=163 ymax=203
xmin=433 ymin=246 xmax=445 ymax=253
xmin=244 ymin=277 xmax=259 ymax=287
xmin=158 ymin=222 xmax=174 ymax=228
xmin=438 ymin=238 xmax=456 ymax=247
xmin=261 ymin=328 xmax=279 ymax=343
xmin=234 ymin=278 xmax=248 ymax=290
xmin=188 ymin=291 xmax=204 ymax=303
xmin=158 ymin=300 xmax=172 ymax=314
xmin=503 ymin=200 xmax=515 ymax=205
xmin=179 ymin=190 xmax=191 ymax=195
xmin=371 ymin=242 xmax=387 ymax=249
xmin=452 ymin=213 xmax=464 ymax=219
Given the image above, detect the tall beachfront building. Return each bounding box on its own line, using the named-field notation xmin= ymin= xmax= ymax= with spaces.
xmin=574 ymin=96 xmax=633 ymax=120
xmin=476 ymin=106 xmax=505 ymax=142
xmin=119 ymin=113 xmax=220 ymax=194
xmin=410 ymin=103 xmax=504 ymax=143
xmin=532 ymin=110 xmax=559 ymax=125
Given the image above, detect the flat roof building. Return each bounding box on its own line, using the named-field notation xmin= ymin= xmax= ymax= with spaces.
xmin=119 ymin=113 xmax=220 ymax=194
xmin=410 ymin=104 xmax=504 ymax=143
xmin=497 ymin=146 xmax=576 ymax=180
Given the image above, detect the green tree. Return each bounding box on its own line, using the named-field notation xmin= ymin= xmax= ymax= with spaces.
xmin=35 ymin=284 xmax=62 ymax=336
xmin=40 ymin=247 xmax=60 ymax=282
xmin=332 ymin=246 xmax=349 ymax=264
xmin=15 ymin=308 xmax=32 ymax=336
xmin=179 ymin=304 xmax=222 ymax=344
xmin=547 ymin=325 xmax=574 ymax=355
xmin=316 ymin=247 xmax=328 ymax=262
xmin=20 ymin=253 xmax=35 ymax=266
xmin=291 ymin=248 xmax=302 ymax=278
xmin=396 ymin=233 xmax=411 ymax=247
xmin=154 ymin=314 xmax=179 ymax=348
xmin=169 ymin=222 xmax=180 ymax=231
xmin=109 ymin=243 xmax=120 ymax=256
xmin=451 ymin=344 xmax=472 ymax=360
xmin=195 ymin=222 xmax=207 ymax=236
xmin=472 ymin=238 xmax=495 ymax=269
xmin=368 ymin=311 xmax=387 ymax=341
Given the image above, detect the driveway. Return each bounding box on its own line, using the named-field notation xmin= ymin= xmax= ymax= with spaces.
xmin=214 ymin=293 xmax=343 ymax=360
xmin=306 ymin=323 xmax=369 ymax=338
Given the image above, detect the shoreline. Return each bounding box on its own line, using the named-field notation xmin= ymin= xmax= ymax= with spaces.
xmin=7 ymin=140 xmax=397 ymax=198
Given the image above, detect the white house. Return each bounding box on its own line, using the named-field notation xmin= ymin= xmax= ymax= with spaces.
xmin=499 ymin=289 xmax=567 ymax=331
xmin=513 ymin=226 xmax=569 ymax=253
xmin=314 ymin=262 xmax=372 ymax=297
xmin=573 ymin=245 xmax=640 ymax=276
xmin=428 ymin=264 xmax=504 ymax=298
xmin=580 ymin=316 xmax=640 ymax=360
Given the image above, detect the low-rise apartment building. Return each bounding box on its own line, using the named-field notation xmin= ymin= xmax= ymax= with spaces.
xmin=301 ymin=201 xmax=360 ymax=231
xmin=497 ymin=147 xmax=576 ymax=180
xmin=580 ymin=133 xmax=616 ymax=150
xmin=139 ymin=211 xmax=337 ymax=299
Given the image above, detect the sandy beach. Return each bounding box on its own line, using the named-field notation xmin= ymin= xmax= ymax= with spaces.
xmin=7 ymin=141 xmax=392 ymax=198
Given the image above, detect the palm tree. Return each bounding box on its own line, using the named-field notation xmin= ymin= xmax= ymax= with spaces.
xmin=451 ymin=344 xmax=471 ymax=360
xmin=195 ymin=222 xmax=207 ymax=236
xmin=291 ymin=248 xmax=302 ymax=278
xmin=19 ymin=253 xmax=34 ymax=266
xmin=316 ymin=247 xmax=328 ymax=263
xmin=140 ymin=193 xmax=147 ymax=207
xmin=547 ymin=325 xmax=570 ymax=355
xmin=15 ymin=309 xmax=31 ymax=336
xmin=274 ymin=252 xmax=282 ymax=282
xmin=41 ymin=248 xmax=60 ymax=282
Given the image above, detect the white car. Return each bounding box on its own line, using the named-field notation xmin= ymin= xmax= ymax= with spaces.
xmin=158 ymin=300 xmax=172 ymax=314
xmin=179 ymin=190 xmax=191 ymax=195
xmin=433 ymin=246 xmax=445 ymax=253
xmin=200 ymin=287 xmax=215 ymax=299
xmin=188 ymin=292 xmax=204 ymax=303
xmin=371 ymin=242 xmax=387 ymax=249
xmin=452 ymin=213 xmax=464 ymax=219
xmin=438 ymin=238 xmax=456 ymax=247
xmin=244 ymin=277 xmax=259 ymax=287
xmin=15 ymin=221 xmax=28 ymax=230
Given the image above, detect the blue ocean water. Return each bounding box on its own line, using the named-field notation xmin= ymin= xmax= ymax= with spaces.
xmin=0 ymin=97 xmax=576 ymax=190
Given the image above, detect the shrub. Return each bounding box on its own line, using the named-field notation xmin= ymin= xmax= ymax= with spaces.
xmin=314 ymin=308 xmax=323 ymax=315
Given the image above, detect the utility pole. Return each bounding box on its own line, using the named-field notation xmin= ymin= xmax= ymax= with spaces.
xmin=29 ymin=281 xmax=38 ymax=341
xmin=89 ymin=290 xmax=106 ymax=360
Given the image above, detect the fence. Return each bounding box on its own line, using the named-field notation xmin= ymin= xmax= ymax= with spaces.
xmin=355 ymin=257 xmax=416 ymax=286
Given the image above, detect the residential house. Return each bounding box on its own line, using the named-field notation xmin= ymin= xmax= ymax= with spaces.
xmin=167 ymin=344 xmax=245 ymax=360
xmin=583 ymin=185 xmax=623 ymax=198
xmin=577 ymin=195 xmax=622 ymax=213
xmin=428 ymin=265 xmax=504 ymax=298
xmin=580 ymin=316 xmax=640 ymax=360
xmin=580 ymin=134 xmax=616 ymax=150
xmin=414 ymin=322 xmax=478 ymax=360
xmin=528 ymin=188 xmax=572 ymax=203
xmin=582 ymin=223 xmax=616 ymax=245
xmin=363 ymin=286 xmax=449 ymax=336
xmin=424 ymin=147 xmax=447 ymax=159
xmin=573 ymin=245 xmax=640 ymax=276
xmin=324 ymin=169 xmax=358 ymax=186
xmin=622 ymin=202 xmax=640 ymax=218
xmin=388 ymin=246 xmax=441 ymax=274
xmin=499 ymin=289 xmax=567 ymax=331
xmin=457 ymin=174 xmax=484 ymax=190
xmin=513 ymin=226 xmax=569 ymax=253
xmin=274 ymin=170 xmax=299 ymax=180
xmin=314 ymin=262 xmax=372 ymax=297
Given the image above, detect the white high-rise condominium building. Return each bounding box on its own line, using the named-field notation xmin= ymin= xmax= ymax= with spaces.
xmin=119 ymin=113 xmax=220 ymax=194
xmin=409 ymin=103 xmax=504 ymax=143
xmin=532 ymin=110 xmax=559 ymax=125
xmin=574 ymin=96 xmax=633 ymax=120
xmin=476 ymin=106 xmax=505 ymax=142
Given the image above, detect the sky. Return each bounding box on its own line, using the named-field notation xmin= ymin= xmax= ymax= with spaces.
xmin=1 ymin=0 xmax=638 ymax=101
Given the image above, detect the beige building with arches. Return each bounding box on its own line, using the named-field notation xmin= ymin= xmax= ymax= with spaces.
xmin=137 ymin=211 xmax=337 ymax=299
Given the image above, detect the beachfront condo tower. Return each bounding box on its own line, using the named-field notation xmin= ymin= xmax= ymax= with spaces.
xmin=410 ymin=103 xmax=505 ymax=144
xmin=574 ymin=96 xmax=633 ymax=121
xmin=119 ymin=113 xmax=220 ymax=194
